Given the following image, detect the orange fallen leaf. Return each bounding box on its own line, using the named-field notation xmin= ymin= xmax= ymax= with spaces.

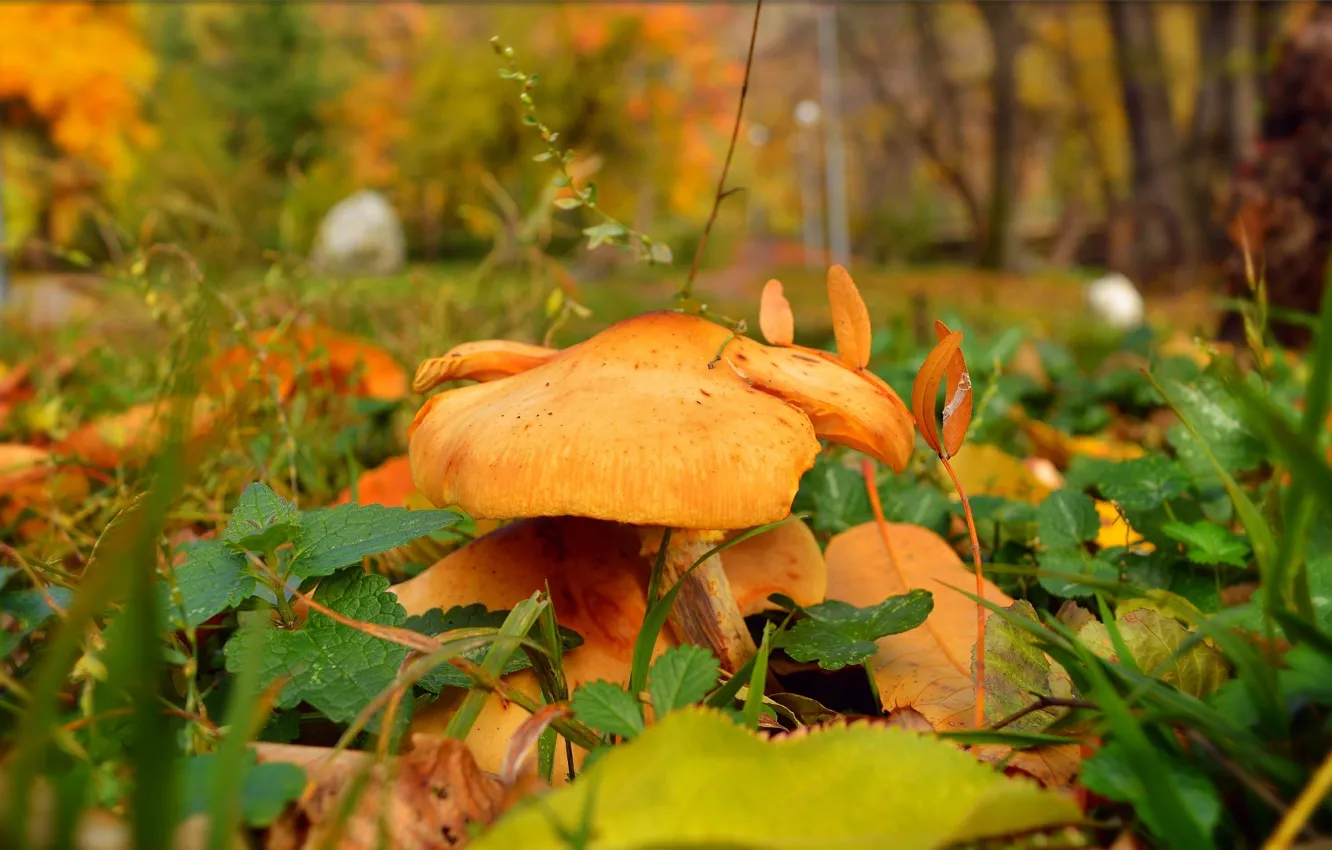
xmin=826 ymin=265 xmax=871 ymax=370
xmin=59 ymin=397 xmax=220 ymax=470
xmin=758 ymin=279 xmax=794 ymax=347
xmin=335 ymin=455 xmax=420 ymax=507
xmin=0 ymin=443 xmax=90 ymax=537
xmin=210 ymin=324 xmax=408 ymax=402
xmin=825 ymin=521 xmax=1079 ymax=788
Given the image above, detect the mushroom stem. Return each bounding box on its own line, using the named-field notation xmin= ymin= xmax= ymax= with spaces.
xmin=643 ymin=529 xmax=756 ymax=673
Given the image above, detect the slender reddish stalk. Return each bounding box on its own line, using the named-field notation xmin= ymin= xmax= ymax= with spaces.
xmin=860 ymin=457 xmax=900 ymax=571
xmin=940 ymin=455 xmax=985 ymax=729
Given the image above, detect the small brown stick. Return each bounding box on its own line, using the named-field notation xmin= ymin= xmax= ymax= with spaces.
xmin=986 ymin=695 xmax=1097 ymax=732
xmin=681 ymin=0 xmax=763 ymax=304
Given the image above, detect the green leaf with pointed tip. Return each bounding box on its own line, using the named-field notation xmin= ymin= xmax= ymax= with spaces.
xmin=472 ymin=709 xmax=1082 ymax=850
xmin=774 ymin=591 xmax=933 ymax=671
xmin=289 ymin=503 xmax=459 ymax=579
xmin=1162 ymin=375 xmax=1266 ymax=473
xmin=0 ymin=586 xmax=75 ymax=658
xmin=223 ymin=482 xmax=301 ymax=553
xmin=222 ymin=567 xmax=408 ymax=723
xmin=1098 ymin=455 xmax=1190 ymax=511
xmin=571 ymin=680 xmax=643 ymax=740
xmin=1037 ymin=489 xmax=1100 ymax=550
xmin=976 ymin=601 xmax=1062 ymax=731
xmin=1161 ymin=521 xmax=1250 ymax=568
xmin=648 ymin=645 xmax=720 ymax=717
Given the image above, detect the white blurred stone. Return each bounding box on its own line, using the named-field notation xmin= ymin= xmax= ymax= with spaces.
xmin=1085 ymin=272 xmax=1145 ymax=330
xmin=310 ymin=190 xmax=405 ymax=277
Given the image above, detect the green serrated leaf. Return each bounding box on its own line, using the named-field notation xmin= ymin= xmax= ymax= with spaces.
xmin=571 ymin=680 xmax=644 ymax=740
xmin=159 ymin=540 xmax=256 ymax=628
xmin=1161 ymin=521 xmax=1251 ymax=568
xmin=1098 ymin=455 xmax=1190 ymax=511
xmin=1162 ymin=375 xmax=1266 ymax=473
xmin=977 ymin=601 xmax=1062 ymax=731
xmin=648 ymin=645 xmax=720 ymax=718
xmin=472 ymin=708 xmax=1082 ymax=850
xmin=223 ymin=568 xmax=408 ymax=723
xmin=1037 ymin=548 xmax=1119 ymax=598
xmin=774 ymin=591 xmax=933 ymax=671
xmin=223 ymin=482 xmax=302 ymax=553
xmin=1037 ymin=489 xmax=1100 ymax=549
xmin=180 ymin=751 xmax=305 ymax=828
xmin=289 ymin=504 xmax=458 ymax=579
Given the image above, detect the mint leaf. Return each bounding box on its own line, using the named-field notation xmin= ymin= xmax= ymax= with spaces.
xmin=1161 ymin=521 xmax=1250 ymax=568
xmin=289 ymin=503 xmax=459 ymax=579
xmin=647 ymin=645 xmax=720 ymax=717
xmin=223 ymin=482 xmax=302 ymax=553
xmin=571 ymin=680 xmax=643 ymax=740
xmin=224 ymin=567 xmax=408 ymax=723
xmin=1098 ymin=455 xmax=1189 ymax=511
xmin=774 ymin=590 xmax=933 ymax=671
xmin=1162 ymin=376 xmax=1266 ymax=473
xmin=180 ymin=751 xmax=305 ymax=827
xmin=160 ymin=541 xmax=255 ymax=628
xmin=1037 ymin=548 xmax=1119 ymax=598
xmin=794 ymin=459 xmax=871 ymax=537
xmin=1037 ymin=489 xmax=1099 ymax=550
xmin=0 ymin=587 xmax=75 ymax=657
xmin=404 ymin=604 xmax=583 ymax=692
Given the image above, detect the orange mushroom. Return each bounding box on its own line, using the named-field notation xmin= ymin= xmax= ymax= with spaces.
xmin=392 ymin=514 xmax=825 ymax=778
xmin=407 ymin=267 xmax=913 ymax=671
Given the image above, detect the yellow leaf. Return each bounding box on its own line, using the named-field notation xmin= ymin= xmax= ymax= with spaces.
xmin=473 ymin=708 xmax=1081 ymax=849
xmin=940 ymin=444 xmax=1054 ymax=505
xmin=1094 ymin=500 xmax=1153 ymax=552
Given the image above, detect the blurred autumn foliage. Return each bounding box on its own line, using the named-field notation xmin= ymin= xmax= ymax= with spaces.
xmin=0 ymin=0 xmax=1325 ymax=308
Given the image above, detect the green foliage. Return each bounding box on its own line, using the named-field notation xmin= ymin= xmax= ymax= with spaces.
xmin=180 ymin=751 xmax=305 ymax=828
xmin=1162 ymin=520 xmax=1251 ymax=567
xmin=646 ymin=645 xmax=721 ymax=718
xmin=1036 ymin=489 xmax=1100 ymax=549
xmin=772 ymin=592 xmax=934 ymax=671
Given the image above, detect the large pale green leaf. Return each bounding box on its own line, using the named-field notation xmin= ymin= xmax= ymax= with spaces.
xmin=1078 ymin=607 xmax=1228 ymax=698
xmin=474 ymin=708 xmax=1081 ymax=849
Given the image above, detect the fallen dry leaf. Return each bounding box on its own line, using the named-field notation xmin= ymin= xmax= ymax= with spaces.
xmin=1094 ymin=500 xmax=1153 ymax=551
xmin=758 ymin=279 xmax=795 ymax=346
xmin=58 ymin=397 xmax=220 ymax=470
xmin=335 ymin=455 xmax=419 ymax=506
xmin=0 ymin=443 xmax=90 ymax=535
xmin=825 ymin=521 xmax=1079 ymax=787
xmin=210 ymin=324 xmax=408 ymax=402
xmin=257 ymin=736 xmax=506 ymax=850
xmin=940 ymin=443 xmax=1054 ymax=505
xmin=826 ymin=265 xmax=871 ymax=370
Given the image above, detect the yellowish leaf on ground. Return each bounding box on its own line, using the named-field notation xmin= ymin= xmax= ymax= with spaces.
xmin=825 ymin=522 xmax=1079 ymax=787
xmin=939 ymin=444 xmax=1053 ymax=505
xmin=1094 ymin=500 xmax=1153 ymax=551
xmin=473 ymin=708 xmax=1081 ymax=849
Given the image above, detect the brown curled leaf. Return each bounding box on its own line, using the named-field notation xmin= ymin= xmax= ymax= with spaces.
xmin=827 ymin=264 xmax=872 ymax=370
xmin=758 ymin=279 xmax=794 ymax=346
xmin=910 ymin=330 xmax=963 ymax=457
xmin=934 ymin=321 xmax=972 ymax=458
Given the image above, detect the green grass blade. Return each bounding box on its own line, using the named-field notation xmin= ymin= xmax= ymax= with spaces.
xmin=742 ymin=623 xmax=775 ymax=730
xmin=445 ymin=592 xmax=548 ymax=740
xmin=208 ymin=614 xmax=269 ymax=850
xmin=704 ymin=656 xmax=757 ymax=709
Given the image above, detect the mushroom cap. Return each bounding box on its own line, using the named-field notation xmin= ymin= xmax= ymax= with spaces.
xmin=409 ymin=311 xmax=913 ymax=529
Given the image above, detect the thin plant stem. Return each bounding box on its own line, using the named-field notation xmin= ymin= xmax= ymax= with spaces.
xmin=940 ymin=454 xmax=986 ymax=729
xmin=680 ymin=0 xmax=762 ymax=305
xmin=1264 ymin=746 xmax=1332 ymax=849
xmin=860 ymin=457 xmax=900 ymax=572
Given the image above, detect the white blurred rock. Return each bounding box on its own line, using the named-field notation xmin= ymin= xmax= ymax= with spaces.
xmin=310 ymin=190 xmax=405 ymax=277
xmin=1085 ymin=272 xmax=1144 ymax=330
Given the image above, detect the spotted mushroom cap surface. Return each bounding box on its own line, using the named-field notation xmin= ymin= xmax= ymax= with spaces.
xmin=409 ymin=310 xmax=913 ymax=529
